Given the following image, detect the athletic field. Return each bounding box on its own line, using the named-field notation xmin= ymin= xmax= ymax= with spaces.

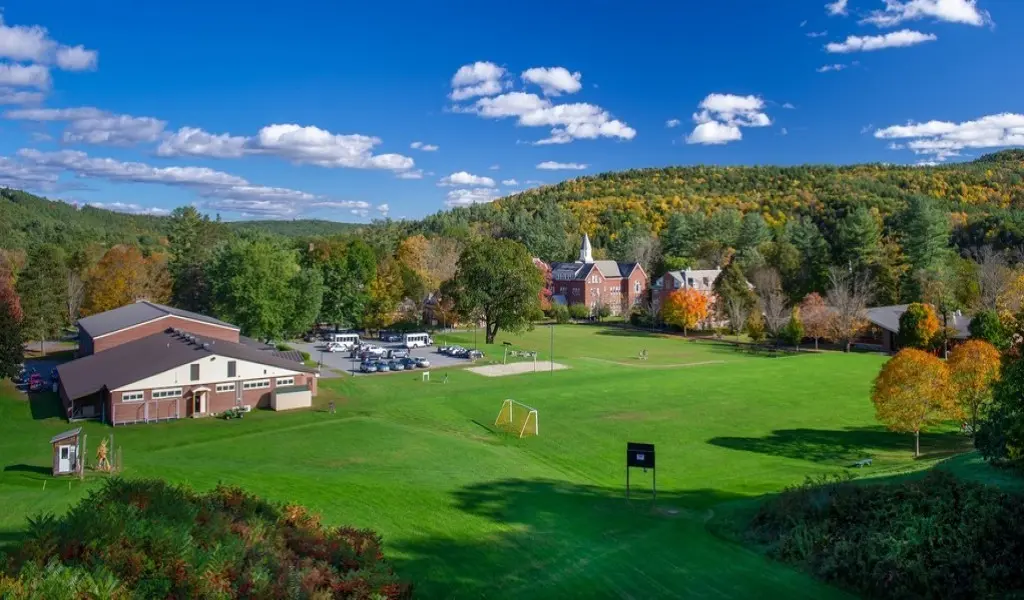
xmin=0 ymin=325 xmax=967 ymax=598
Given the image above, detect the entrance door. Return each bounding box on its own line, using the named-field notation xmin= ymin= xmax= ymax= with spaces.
xmin=193 ymin=392 xmax=206 ymax=415
xmin=58 ymin=445 xmax=70 ymax=472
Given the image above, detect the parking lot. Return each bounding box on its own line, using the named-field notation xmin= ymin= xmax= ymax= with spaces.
xmin=290 ymin=339 xmax=479 ymax=376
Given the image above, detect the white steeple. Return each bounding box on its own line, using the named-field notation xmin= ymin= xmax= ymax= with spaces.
xmin=578 ymin=233 xmax=594 ymax=263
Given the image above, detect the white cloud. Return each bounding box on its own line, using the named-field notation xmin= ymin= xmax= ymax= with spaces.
xmin=463 ymin=91 xmax=635 ymax=145
xmin=0 ymin=16 xmax=98 ymax=71
xmin=157 ymin=127 xmax=247 ymax=158
xmin=686 ymin=121 xmax=743 ymax=145
xmin=874 ymin=112 xmax=1024 ymax=162
xmin=666 ymin=118 xmax=681 ymax=128
xmin=488 ymin=164 xmax=500 ymax=170
xmin=800 ymin=19 xmax=808 ymax=27
xmin=0 ymin=63 xmax=50 ymax=89
xmin=55 ymin=45 xmax=97 ymax=71
xmin=861 ymin=0 xmax=991 ymax=27
xmin=826 ymin=0 xmax=849 ymax=16
xmin=685 ymin=93 xmax=771 ymax=145
xmin=0 ymin=87 xmax=43 ymax=105
xmin=154 ymin=123 xmax=415 ymax=172
xmin=5 ymin=106 xmax=166 ymax=145
xmin=501 ymin=178 xmax=518 ymax=186
xmin=826 ymin=29 xmax=937 ymax=52
xmin=376 ymin=203 xmax=390 ymax=213
xmin=13 ymin=148 xmax=344 ymax=218
xmin=782 ymin=102 xmax=796 ymax=109
xmin=817 ymin=63 xmax=848 ymax=72
xmin=0 ymin=155 xmax=60 ymax=189
xmin=806 ymin=31 xmax=829 ymax=37
xmin=410 ymin=141 xmax=439 ymax=151
xmin=536 ymin=161 xmax=588 ymax=170
xmin=350 ymin=208 xmax=369 ymax=218
xmin=87 ymin=202 xmax=170 ymax=216
xmin=395 ymin=169 xmax=424 ymax=180
xmin=439 ymin=171 xmax=496 ymax=187
xmin=450 ymin=61 xmax=506 ymax=101
xmin=521 ymin=66 xmax=582 ymax=96
xmin=781 ymin=127 xmax=789 ymax=135
xmin=444 ymin=188 xmax=502 ymax=208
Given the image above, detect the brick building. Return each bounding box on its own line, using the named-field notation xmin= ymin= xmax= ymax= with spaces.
xmin=58 ymin=303 xmax=317 ymax=425
xmin=547 ymin=234 xmax=648 ymax=316
xmin=652 ymin=268 xmax=724 ymax=316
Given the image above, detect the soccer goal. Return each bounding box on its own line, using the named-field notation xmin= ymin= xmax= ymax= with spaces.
xmin=494 ymin=399 xmax=539 ymax=438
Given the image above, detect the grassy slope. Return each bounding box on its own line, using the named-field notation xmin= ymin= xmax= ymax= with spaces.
xmin=0 ymin=326 xmax=970 ymax=598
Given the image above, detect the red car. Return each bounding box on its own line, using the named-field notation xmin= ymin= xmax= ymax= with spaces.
xmin=28 ymin=372 xmax=45 ymax=392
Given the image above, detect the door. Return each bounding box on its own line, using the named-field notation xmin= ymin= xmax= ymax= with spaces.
xmin=193 ymin=392 xmax=206 ymax=414
xmin=58 ymin=445 xmax=70 ymax=472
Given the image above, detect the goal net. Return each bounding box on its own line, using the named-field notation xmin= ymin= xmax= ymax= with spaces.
xmin=494 ymin=399 xmax=539 ymax=438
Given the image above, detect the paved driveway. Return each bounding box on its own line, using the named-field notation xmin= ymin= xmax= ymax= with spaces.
xmin=290 ymin=340 xmax=477 ymax=377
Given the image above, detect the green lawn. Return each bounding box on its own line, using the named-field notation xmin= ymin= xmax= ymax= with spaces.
xmin=0 ymin=325 xmax=971 ymax=598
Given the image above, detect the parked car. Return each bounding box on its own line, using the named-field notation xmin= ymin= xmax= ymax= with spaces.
xmin=388 ymin=360 xmax=405 ymax=372
xmin=381 ymin=333 xmax=403 ymax=343
xmin=387 ymin=348 xmax=410 ymax=359
xmin=375 ymin=361 xmax=391 ymax=373
xmin=468 ymin=350 xmax=485 ymax=359
xmin=325 ymin=342 xmax=346 ymax=353
xmin=359 ymin=361 xmax=378 ymax=373
xmin=28 ymin=372 xmax=45 ymax=392
xmin=414 ymin=357 xmax=431 ymax=368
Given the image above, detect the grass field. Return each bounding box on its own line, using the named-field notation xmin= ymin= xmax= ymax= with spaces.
xmin=0 ymin=325 xmax=973 ymax=598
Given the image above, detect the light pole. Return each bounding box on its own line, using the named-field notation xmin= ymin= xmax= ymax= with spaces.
xmin=550 ymin=323 xmax=554 ymax=374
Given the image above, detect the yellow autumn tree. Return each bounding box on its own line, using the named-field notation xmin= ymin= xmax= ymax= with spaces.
xmin=662 ymin=288 xmax=709 ymax=336
xmin=947 ymin=339 xmax=1001 ymax=439
xmin=871 ymin=348 xmax=955 ymax=457
xmin=82 ymin=245 xmax=151 ymax=315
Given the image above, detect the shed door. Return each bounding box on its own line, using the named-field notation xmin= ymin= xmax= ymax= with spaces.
xmin=58 ymin=445 xmax=71 ymax=472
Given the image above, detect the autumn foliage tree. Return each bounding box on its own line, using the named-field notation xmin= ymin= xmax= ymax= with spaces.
xmin=897 ymin=302 xmax=940 ymax=350
xmin=662 ymin=288 xmax=709 ymax=336
xmin=0 ymin=274 xmax=24 ymax=378
xmin=799 ymin=292 xmax=830 ymax=350
xmin=82 ymin=245 xmax=170 ymax=316
xmin=948 ymin=340 xmax=1001 ymax=440
xmin=872 ymin=348 xmax=955 ymax=457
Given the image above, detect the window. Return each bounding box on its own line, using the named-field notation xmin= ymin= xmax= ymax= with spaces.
xmin=216 ymin=383 xmax=235 ymax=393
xmin=227 ymin=361 xmax=236 ymax=378
xmin=634 ymin=282 xmax=641 ymax=293
xmin=702 ymin=277 xmax=710 ymax=288
xmin=242 ymin=379 xmax=270 ymax=390
xmin=688 ymin=278 xmax=695 ymax=287
xmin=60 ymin=447 xmax=69 ymax=459
xmin=152 ymin=388 xmax=182 ymax=399
xmin=122 ymin=391 xmax=144 ymax=402
xmin=276 ymin=377 xmax=294 ymax=386
xmin=190 ymin=364 xmax=200 ymax=381
xmin=573 ymin=288 xmax=580 ymax=296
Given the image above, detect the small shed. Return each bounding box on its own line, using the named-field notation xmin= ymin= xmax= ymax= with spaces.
xmin=51 ymin=428 xmax=82 ymax=476
xmin=271 ymin=385 xmax=312 ymax=411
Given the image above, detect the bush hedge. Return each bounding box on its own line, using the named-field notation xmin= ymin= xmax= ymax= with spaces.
xmin=0 ymin=478 xmax=410 ymax=599
xmin=747 ymin=470 xmax=1024 ymax=599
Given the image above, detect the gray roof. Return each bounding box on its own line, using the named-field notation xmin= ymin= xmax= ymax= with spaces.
xmin=77 ymin=301 xmax=238 ymax=338
xmin=50 ymin=428 xmax=81 ymax=444
xmin=666 ymin=269 xmax=723 ymax=292
xmin=58 ymin=328 xmax=314 ymax=401
xmin=549 ymin=261 xmax=640 ymax=280
xmin=865 ymin=304 xmax=972 ymax=338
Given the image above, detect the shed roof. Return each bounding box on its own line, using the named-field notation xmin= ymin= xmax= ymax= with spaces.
xmin=57 ymin=329 xmax=315 ymax=401
xmin=77 ymin=301 xmax=238 ymax=338
xmin=50 ymin=428 xmax=82 ymax=444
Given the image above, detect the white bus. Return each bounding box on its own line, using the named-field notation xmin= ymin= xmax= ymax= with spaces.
xmin=326 ymin=332 xmax=360 ymax=350
xmin=403 ymin=332 xmax=433 ymax=349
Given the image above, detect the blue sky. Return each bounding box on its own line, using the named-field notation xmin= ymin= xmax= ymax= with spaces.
xmin=0 ymin=0 xmax=1021 ymax=221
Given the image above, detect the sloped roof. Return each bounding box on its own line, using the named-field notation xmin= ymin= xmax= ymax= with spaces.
xmin=58 ymin=329 xmax=314 ymax=401
xmin=50 ymin=428 xmax=81 ymax=444
xmin=550 ymin=261 xmax=640 ymax=280
xmin=77 ymin=301 xmax=238 ymax=338
xmin=865 ymin=304 xmax=972 ymax=338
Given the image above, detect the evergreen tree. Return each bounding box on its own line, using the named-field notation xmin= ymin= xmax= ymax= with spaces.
xmin=836 ymin=206 xmax=882 ymax=273
xmin=167 ymin=206 xmax=220 ymax=313
xmin=789 ymin=217 xmax=832 ymax=297
xmin=902 ymin=195 xmax=952 ymax=300
xmin=16 ymin=244 xmax=67 ymax=354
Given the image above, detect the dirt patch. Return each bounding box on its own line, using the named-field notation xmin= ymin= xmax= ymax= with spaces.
xmin=468 ymin=361 xmax=569 ymax=377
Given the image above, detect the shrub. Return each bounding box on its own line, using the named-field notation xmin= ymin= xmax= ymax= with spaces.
xmin=747 ymin=470 xmax=1024 ymax=599
xmin=746 ymin=312 xmax=766 ymax=343
xmin=276 ymin=343 xmax=293 ymax=352
xmin=596 ymin=304 xmax=612 ymax=320
xmin=550 ymin=304 xmax=570 ymax=324
xmin=969 ymin=309 xmax=1010 ymax=350
xmin=1 ymin=478 xmax=410 ymax=599
xmin=897 ymin=302 xmax=939 ymax=350
xmin=629 ymin=305 xmax=653 ymax=328
xmin=568 ymin=304 xmax=590 ymax=321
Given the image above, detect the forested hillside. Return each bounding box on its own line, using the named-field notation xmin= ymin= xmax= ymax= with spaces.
xmin=226 ymin=219 xmax=362 ymax=237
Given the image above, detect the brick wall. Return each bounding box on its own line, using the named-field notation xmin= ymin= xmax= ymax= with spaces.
xmin=90 ymin=316 xmax=239 ymax=354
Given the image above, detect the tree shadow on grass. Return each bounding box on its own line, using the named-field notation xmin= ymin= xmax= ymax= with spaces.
xmin=708 ymin=427 xmax=971 ymax=466
xmin=29 ymin=392 xmax=65 ymax=421
xmin=593 ymin=327 xmax=667 ymax=339
xmin=3 ymin=464 xmax=51 ymax=476
xmin=386 ymin=478 xmax=834 ymax=599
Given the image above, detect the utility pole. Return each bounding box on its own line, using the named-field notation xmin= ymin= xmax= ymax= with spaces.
xmin=550 ymin=324 xmax=554 ymax=374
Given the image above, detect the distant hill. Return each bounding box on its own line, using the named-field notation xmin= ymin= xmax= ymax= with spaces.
xmin=225 ymin=219 xmax=362 ymax=237
xmin=0 ymin=188 xmax=360 ymax=250
xmin=416 ymin=149 xmax=1024 ymax=250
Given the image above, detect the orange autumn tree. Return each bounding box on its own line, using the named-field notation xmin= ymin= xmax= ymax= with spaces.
xmin=872 ymin=348 xmax=955 ymax=457
xmin=948 ymin=339 xmax=1002 ymax=440
xmin=799 ymin=292 xmax=830 ymax=350
xmin=82 ymin=245 xmax=151 ymax=315
xmin=662 ymin=288 xmax=708 ymax=336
